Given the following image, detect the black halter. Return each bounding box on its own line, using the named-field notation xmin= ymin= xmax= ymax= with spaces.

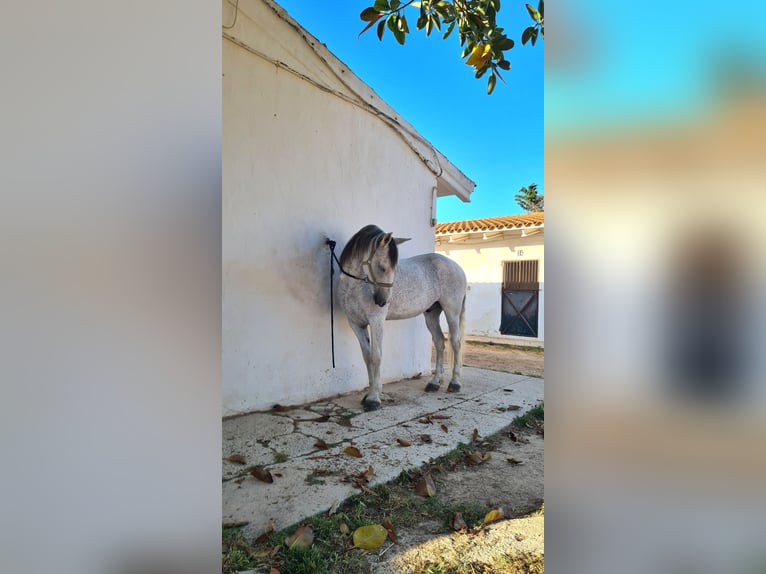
xmin=326 ymin=239 xmax=394 ymax=288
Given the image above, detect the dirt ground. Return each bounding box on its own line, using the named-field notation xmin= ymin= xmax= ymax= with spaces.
xmin=374 ymin=342 xmax=545 ymax=573
xmin=463 ymin=340 xmax=544 ymax=378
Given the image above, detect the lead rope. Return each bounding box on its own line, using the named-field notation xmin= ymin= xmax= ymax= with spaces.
xmin=326 ymin=239 xmax=337 ymax=368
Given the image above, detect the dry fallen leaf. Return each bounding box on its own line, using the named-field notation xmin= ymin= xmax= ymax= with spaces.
xmin=396 ymin=438 xmax=412 ymax=447
xmin=481 ymin=508 xmax=504 ymax=526
xmin=343 ymin=445 xmax=363 ymax=458
xmin=449 ymin=512 xmax=467 ymax=531
xmin=224 ymin=454 xmax=246 ymax=464
xmin=471 ymin=428 xmax=480 ymax=443
xmin=270 ymin=568 xmax=281 ymax=574
xmin=250 ymin=467 xmax=274 ymax=483
xmin=339 ymin=522 xmax=350 ymax=535
xmin=382 ymin=519 xmax=398 ymax=544
xmin=360 ymin=465 xmax=375 ymax=482
xmin=352 ymin=524 xmax=388 ymax=550
xmin=314 ymin=439 xmax=329 ymax=450
xmin=418 ymin=416 xmax=433 ymax=424
xmin=254 ymin=520 xmax=275 ymax=542
xmin=508 ymin=430 xmax=518 ymax=442
xmin=507 ymin=458 xmax=524 ymax=465
xmin=285 ymin=524 xmax=314 ymax=550
xmin=507 ymin=405 xmax=522 ymax=410
xmin=482 ymin=453 xmax=491 ymax=461
xmin=440 ymin=424 xmax=449 ymax=433
xmin=223 ymin=520 xmax=249 ymax=528
xmin=415 ymin=473 xmax=437 ymax=497
xmin=431 ymin=414 xmax=450 ymax=420
xmin=271 ymin=472 xmax=283 ymax=477
xmin=272 ymin=404 xmax=291 ymax=412
xmin=412 ymin=372 xmax=423 ymax=379
xmin=465 ymin=452 xmax=484 ymax=465
xmin=420 ymin=434 xmax=432 ymax=443
xmin=328 ymin=499 xmax=339 ymax=516
xmin=353 ymin=478 xmax=379 ymax=496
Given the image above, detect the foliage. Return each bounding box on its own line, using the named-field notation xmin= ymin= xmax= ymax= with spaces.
xmin=359 ymin=0 xmax=544 ymax=94
xmin=511 ymin=400 xmax=544 ymax=427
xmin=514 ymin=182 xmax=543 ymax=212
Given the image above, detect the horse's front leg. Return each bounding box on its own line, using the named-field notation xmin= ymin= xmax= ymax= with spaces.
xmin=360 ymin=316 xmax=385 ymax=411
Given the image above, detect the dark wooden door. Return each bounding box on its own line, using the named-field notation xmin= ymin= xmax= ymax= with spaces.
xmin=500 ymin=260 xmax=539 ymax=337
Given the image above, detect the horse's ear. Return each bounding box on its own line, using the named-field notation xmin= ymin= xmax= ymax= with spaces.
xmin=394 ymin=237 xmax=411 ymax=245
xmin=379 ymin=232 xmax=393 ymax=247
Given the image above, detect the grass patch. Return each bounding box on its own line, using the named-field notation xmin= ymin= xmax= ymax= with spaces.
xmin=225 ymin=438 xmax=539 ymax=573
xmin=222 ymin=527 xmax=256 ymax=574
xmin=512 ymin=401 xmax=544 ymax=428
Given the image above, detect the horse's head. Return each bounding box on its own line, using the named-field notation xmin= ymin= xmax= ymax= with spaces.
xmin=340 ymin=225 xmax=410 ymax=307
xmin=363 ymin=231 xmax=397 ymax=307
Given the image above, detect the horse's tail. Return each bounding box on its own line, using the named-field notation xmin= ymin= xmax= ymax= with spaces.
xmin=457 ymin=291 xmax=466 ymax=368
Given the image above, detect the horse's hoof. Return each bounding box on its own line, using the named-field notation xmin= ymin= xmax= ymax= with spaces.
xmin=447 ymin=382 xmax=462 ymax=393
xmin=362 ymin=400 xmax=380 ymax=412
xmin=424 ymin=382 xmax=440 ymax=393
xmin=362 ymin=398 xmax=382 ymax=412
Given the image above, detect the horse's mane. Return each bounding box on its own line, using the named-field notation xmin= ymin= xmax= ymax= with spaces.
xmin=340 ymin=225 xmax=398 ymax=269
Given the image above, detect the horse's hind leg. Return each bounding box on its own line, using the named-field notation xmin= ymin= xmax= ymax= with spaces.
xmin=423 ymin=304 xmax=444 ymax=392
xmin=444 ymin=304 xmax=463 ymax=393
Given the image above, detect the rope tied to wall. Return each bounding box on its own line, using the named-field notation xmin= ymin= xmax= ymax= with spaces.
xmin=326 ymin=239 xmax=337 ymax=368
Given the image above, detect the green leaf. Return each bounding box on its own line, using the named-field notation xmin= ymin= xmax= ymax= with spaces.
xmin=538 ymin=0 xmax=544 ymax=18
xmin=497 ymin=59 xmax=511 ymax=70
xmin=540 ymin=25 xmax=544 ymax=39
xmin=360 ymin=7 xmax=380 ymax=22
xmin=497 ymin=36 xmax=515 ymax=51
xmin=443 ymin=20 xmax=456 ymax=40
xmin=525 ymin=3 xmax=541 ymax=21
xmin=522 ymin=26 xmax=533 ymax=46
xmin=475 ymin=64 xmax=490 ymax=79
xmin=359 ymin=14 xmax=383 ymax=37
xmin=416 ymin=14 xmax=427 ymax=29
xmin=374 ymin=0 xmax=390 ymax=12
xmin=531 ymin=27 xmax=538 ymax=46
xmin=400 ymin=13 xmax=409 ymax=33
xmin=425 ymin=15 xmax=433 ymax=36
xmin=377 ymin=18 xmax=386 ymax=40
xmin=390 ymin=0 xmax=401 ymax=10
xmin=487 ymin=72 xmax=497 ymax=94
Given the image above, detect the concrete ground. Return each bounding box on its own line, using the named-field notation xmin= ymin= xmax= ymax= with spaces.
xmin=222 ymin=367 xmax=544 ymax=541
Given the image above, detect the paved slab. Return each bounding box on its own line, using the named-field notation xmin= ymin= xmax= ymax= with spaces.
xmin=222 ymin=367 xmax=544 ymax=540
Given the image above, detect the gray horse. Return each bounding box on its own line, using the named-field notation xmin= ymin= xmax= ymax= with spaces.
xmin=337 ymin=224 xmax=467 ymax=411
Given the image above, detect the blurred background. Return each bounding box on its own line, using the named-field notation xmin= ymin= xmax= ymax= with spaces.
xmin=545 ymin=1 xmax=766 ymax=573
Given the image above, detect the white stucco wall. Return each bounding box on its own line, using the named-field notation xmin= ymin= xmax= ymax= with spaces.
xmin=436 ymin=234 xmax=544 ymax=342
xmin=222 ymin=0 xmax=459 ymax=414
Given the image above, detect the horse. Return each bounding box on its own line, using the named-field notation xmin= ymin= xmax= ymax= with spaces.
xmin=336 ymin=224 xmax=467 ymax=411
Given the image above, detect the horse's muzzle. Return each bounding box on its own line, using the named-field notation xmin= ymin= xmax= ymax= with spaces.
xmin=373 ymin=291 xmax=388 ymax=307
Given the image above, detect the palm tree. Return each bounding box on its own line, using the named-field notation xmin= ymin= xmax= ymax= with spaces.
xmin=515 ymin=183 xmax=544 ymax=212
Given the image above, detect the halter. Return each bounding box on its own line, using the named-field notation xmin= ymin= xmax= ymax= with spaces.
xmin=326 ymin=239 xmax=394 ymax=288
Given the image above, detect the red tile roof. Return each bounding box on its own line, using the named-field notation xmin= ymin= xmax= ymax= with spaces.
xmin=435 ymin=213 xmax=544 ymax=235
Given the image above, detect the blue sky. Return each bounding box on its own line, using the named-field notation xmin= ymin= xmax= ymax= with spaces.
xmin=276 ymin=0 xmax=544 ymax=223
xmin=545 ymin=2 xmax=766 ymax=134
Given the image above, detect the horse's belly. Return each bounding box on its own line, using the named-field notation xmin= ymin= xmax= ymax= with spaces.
xmin=385 ymin=306 xmax=424 ymax=321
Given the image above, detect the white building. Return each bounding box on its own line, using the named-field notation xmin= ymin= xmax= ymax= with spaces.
xmin=435 ymin=213 xmax=544 ymax=344
xmin=222 ymin=0 xmax=475 ymax=415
